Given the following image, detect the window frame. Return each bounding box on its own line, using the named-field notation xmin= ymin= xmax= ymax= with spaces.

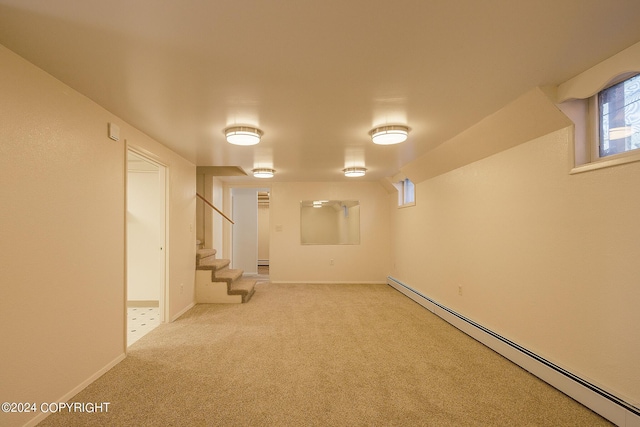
xmin=589 ymin=74 xmax=640 ymax=160
xmin=570 ymin=73 xmax=640 ymax=174
xmin=393 ymin=178 xmax=416 ymax=208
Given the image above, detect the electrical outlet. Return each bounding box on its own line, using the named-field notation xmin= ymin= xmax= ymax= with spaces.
xmin=180 ymin=283 xmax=184 ymax=294
xmin=458 ymin=285 xmax=463 ymax=296
xmin=330 ymin=259 xmax=334 ymax=266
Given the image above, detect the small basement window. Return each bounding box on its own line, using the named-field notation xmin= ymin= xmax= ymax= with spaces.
xmin=596 ymin=73 xmax=640 ymax=158
xmin=565 ymin=73 xmax=640 ymax=173
xmin=394 ymin=178 xmax=415 ymax=207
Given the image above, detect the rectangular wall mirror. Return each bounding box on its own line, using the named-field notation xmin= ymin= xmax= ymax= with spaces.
xmin=300 ymin=200 xmax=360 ymax=245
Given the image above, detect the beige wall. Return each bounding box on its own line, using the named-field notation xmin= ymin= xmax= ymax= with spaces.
xmin=196 ymin=174 xmax=225 ymax=252
xmin=196 ymin=174 xmax=206 ymax=245
xmin=270 ymin=181 xmax=390 ymax=283
xmin=127 ymin=170 xmax=162 ymax=301
xmin=258 ymin=203 xmax=270 ymax=262
xmin=389 ymin=125 xmax=640 ymax=405
xmin=0 ymin=44 xmax=195 ymax=427
xmin=212 ymin=177 xmax=224 ymax=253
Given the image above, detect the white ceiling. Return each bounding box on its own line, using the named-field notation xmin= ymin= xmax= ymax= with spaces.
xmin=2 ymin=0 xmax=640 ymax=182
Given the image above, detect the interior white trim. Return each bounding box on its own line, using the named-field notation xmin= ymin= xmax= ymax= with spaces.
xmin=570 ymin=149 xmax=640 ymax=174
xmin=171 ymin=302 xmax=195 ymax=322
xmin=271 ymin=281 xmax=387 ymax=285
xmin=126 ymin=147 xmax=169 ymax=324
xmin=387 ymin=276 xmax=640 ymax=427
xmin=557 ymin=40 xmax=640 ymax=102
xmin=24 ymin=353 xmax=126 ymax=427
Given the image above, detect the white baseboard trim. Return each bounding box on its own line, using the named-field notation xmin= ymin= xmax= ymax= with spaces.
xmin=387 ymin=276 xmax=640 ymax=427
xmin=270 ymin=281 xmax=387 ymax=285
xmin=171 ymin=302 xmax=195 ymax=322
xmin=24 ymin=353 xmax=126 ymax=427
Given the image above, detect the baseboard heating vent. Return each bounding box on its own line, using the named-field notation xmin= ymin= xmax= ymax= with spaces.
xmin=387 ymin=276 xmax=640 ymax=427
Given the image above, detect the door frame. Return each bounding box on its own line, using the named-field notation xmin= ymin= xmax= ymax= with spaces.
xmin=224 ymin=184 xmax=270 ymax=272
xmin=125 ymin=147 xmax=169 ymax=341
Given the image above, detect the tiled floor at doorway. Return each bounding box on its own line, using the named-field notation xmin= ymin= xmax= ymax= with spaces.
xmin=127 ymin=306 xmax=161 ymax=347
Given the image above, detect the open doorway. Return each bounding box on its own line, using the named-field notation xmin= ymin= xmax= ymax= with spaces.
xmin=126 ymin=150 xmax=167 ymax=346
xmin=230 ymin=187 xmax=270 ymax=282
xmin=257 ymin=191 xmax=270 ymax=281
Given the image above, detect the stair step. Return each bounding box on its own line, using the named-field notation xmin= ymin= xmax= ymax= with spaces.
xmin=229 ymin=278 xmax=257 ymax=303
xmin=196 ymin=248 xmax=217 ymax=263
xmin=197 ymin=257 xmax=229 ymax=271
xmin=194 ymin=249 xmax=255 ymax=303
xmin=214 ymin=268 xmax=243 ymax=284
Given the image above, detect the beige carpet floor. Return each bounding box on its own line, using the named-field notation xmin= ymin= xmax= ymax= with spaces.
xmin=39 ymin=283 xmax=612 ymax=426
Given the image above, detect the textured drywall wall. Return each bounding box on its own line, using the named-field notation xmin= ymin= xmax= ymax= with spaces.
xmin=0 ymin=43 xmax=196 ymax=426
xmin=269 ymin=181 xmax=391 ymax=283
xmin=390 ymin=126 xmax=640 ymax=404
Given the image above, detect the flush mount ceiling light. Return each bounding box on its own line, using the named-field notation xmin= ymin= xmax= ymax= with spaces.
xmin=252 ymin=168 xmax=275 ymax=178
xmin=369 ymin=125 xmax=409 ymax=145
xmin=343 ymin=167 xmax=367 ymax=177
xmin=225 ymin=126 xmax=263 ymax=146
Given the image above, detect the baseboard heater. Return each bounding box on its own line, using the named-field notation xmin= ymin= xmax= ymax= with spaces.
xmin=387 ymin=276 xmax=640 ymax=427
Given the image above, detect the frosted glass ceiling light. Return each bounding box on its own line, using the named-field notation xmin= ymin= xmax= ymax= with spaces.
xmin=343 ymin=167 xmax=367 ymax=177
xmin=252 ymin=168 xmax=275 ymax=178
xmin=369 ymin=125 xmax=409 ymax=145
xmin=225 ymin=126 xmax=263 ymax=145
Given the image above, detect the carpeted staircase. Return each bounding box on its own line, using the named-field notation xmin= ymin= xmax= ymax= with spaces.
xmin=195 ymin=249 xmax=256 ymax=303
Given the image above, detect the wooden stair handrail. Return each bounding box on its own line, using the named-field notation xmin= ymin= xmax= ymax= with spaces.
xmin=196 ymin=192 xmax=234 ymax=224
